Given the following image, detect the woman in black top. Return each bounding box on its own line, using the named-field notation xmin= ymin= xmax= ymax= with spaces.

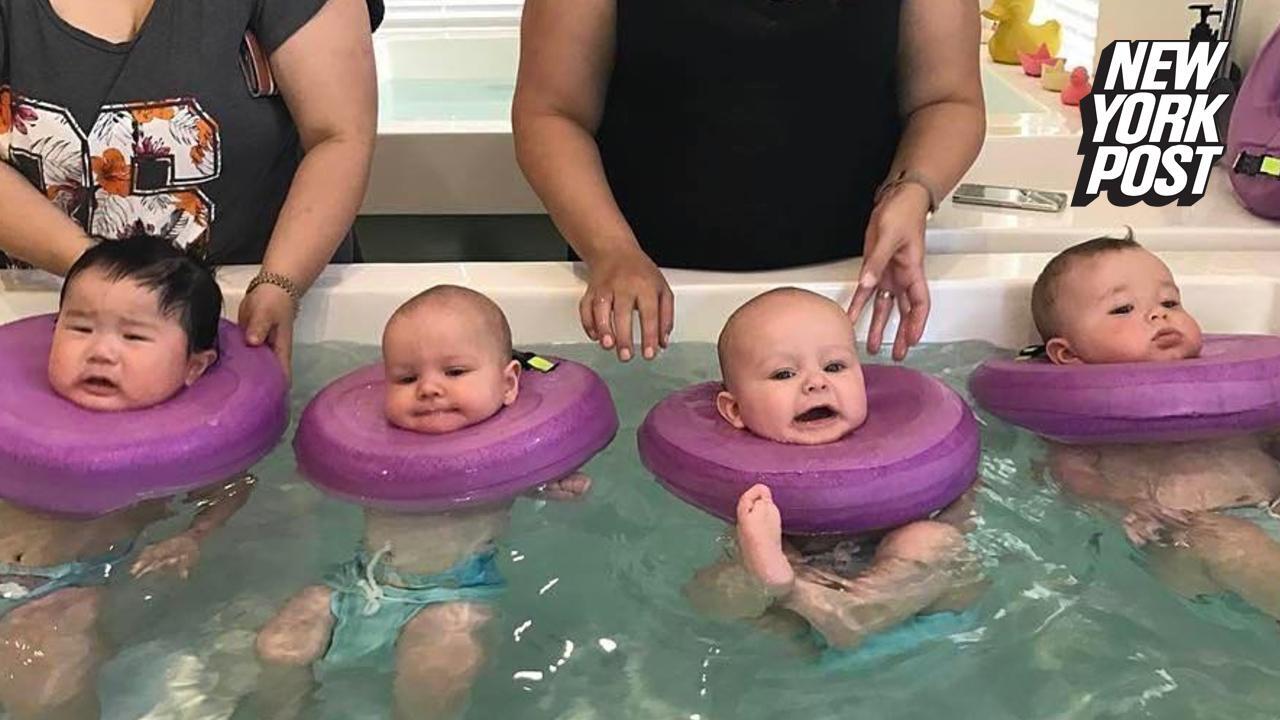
xmin=0 ymin=0 xmax=378 ymax=377
xmin=513 ymin=0 xmax=984 ymax=362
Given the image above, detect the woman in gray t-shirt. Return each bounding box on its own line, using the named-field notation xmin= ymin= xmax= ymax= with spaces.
xmin=0 ymin=0 xmax=378 ymax=376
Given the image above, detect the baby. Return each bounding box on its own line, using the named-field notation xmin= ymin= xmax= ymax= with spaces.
xmin=685 ymin=288 xmax=981 ymax=652
xmin=0 ymin=235 xmax=253 ymax=720
xmin=252 ymin=285 xmax=590 ymax=720
xmin=1033 ymin=234 xmax=1280 ymax=620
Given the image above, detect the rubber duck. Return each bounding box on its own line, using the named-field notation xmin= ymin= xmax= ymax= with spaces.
xmin=1018 ymin=43 xmax=1054 ymax=76
xmin=982 ymin=0 xmax=1062 ymax=65
xmin=1040 ymin=59 xmax=1069 ymax=92
xmin=1061 ymin=67 xmax=1093 ymax=106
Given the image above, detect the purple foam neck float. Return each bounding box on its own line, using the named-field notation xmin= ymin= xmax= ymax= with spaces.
xmin=969 ymin=335 xmax=1280 ymax=444
xmin=638 ymin=365 xmax=980 ymax=535
xmin=295 ymin=359 xmax=619 ymax=510
xmin=0 ymin=315 xmax=288 ymax=517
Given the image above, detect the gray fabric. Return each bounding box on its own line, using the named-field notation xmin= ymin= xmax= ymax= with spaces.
xmin=0 ymin=0 xmax=357 ymax=266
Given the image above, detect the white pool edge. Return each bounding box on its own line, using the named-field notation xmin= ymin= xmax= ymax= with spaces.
xmin=5 ymin=251 xmax=1279 ymax=349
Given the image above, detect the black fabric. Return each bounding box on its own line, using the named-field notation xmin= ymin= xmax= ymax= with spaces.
xmin=0 ymin=0 xmax=356 ymax=268
xmin=595 ymin=0 xmax=904 ymax=271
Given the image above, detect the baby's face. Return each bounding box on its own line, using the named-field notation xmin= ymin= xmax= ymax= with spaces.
xmin=382 ymin=307 xmax=519 ymax=434
xmin=718 ymin=297 xmax=867 ymax=445
xmin=1048 ymin=249 xmax=1203 ymax=364
xmin=48 ymin=268 xmax=210 ymax=411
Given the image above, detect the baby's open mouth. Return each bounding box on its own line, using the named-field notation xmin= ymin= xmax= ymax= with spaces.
xmin=794 ymin=405 xmax=838 ymax=423
xmin=80 ymin=376 xmax=119 ymax=392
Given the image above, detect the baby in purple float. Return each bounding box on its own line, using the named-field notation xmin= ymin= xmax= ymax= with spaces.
xmin=1033 ymin=234 xmax=1280 ymax=621
xmin=0 ymin=236 xmax=252 ymax=719
xmin=684 ymin=287 xmax=981 ymax=651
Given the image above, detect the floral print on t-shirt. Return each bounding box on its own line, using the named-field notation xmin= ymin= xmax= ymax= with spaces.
xmin=0 ymin=86 xmax=221 ymax=256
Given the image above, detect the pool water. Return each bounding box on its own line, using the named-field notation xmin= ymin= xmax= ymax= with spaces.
xmin=86 ymin=341 xmax=1280 ymax=720
xmin=378 ymin=68 xmax=1045 ymax=124
xmin=379 ymin=79 xmax=516 ymax=122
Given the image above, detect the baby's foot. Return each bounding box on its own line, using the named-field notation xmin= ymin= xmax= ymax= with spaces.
xmin=736 ymin=484 xmax=794 ymax=597
xmin=540 ymin=472 xmax=592 ymax=501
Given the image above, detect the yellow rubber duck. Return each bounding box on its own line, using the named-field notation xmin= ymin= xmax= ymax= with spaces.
xmin=982 ymin=0 xmax=1062 ymax=65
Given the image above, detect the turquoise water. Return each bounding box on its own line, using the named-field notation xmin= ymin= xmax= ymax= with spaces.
xmin=79 ymin=341 xmax=1280 ymax=719
xmin=378 ymin=68 xmax=1043 ymax=123
xmin=379 ymin=79 xmax=516 ymax=122
xmin=981 ymin=68 xmax=1048 ymax=116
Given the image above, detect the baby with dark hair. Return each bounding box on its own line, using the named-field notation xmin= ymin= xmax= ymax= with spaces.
xmin=0 ymin=236 xmax=254 ymax=720
xmin=1031 ymin=233 xmax=1280 ymax=622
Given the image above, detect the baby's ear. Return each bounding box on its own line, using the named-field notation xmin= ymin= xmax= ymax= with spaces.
xmin=184 ymin=349 xmax=218 ymax=386
xmin=502 ymin=359 xmax=521 ymax=405
xmin=715 ymin=388 xmax=747 ymax=430
xmin=1044 ymin=338 xmax=1082 ymax=365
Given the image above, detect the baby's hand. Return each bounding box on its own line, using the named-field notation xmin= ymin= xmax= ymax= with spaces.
xmin=538 ymin=472 xmax=593 ymax=501
xmin=1122 ymin=500 xmax=1192 ymax=547
xmin=130 ymin=534 xmax=201 ymax=580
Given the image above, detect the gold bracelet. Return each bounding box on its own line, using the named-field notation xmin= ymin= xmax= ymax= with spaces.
xmin=246 ymin=271 xmax=303 ymax=306
xmin=875 ymin=169 xmax=940 ymax=215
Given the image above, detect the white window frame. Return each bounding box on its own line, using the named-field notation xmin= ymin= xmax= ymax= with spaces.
xmin=1030 ymin=0 xmax=1101 ymax=69
xmin=382 ymin=0 xmax=524 ymax=30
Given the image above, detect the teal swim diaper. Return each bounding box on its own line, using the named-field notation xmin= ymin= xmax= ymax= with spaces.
xmin=815 ymin=609 xmax=979 ymax=671
xmin=315 ymin=546 xmax=505 ymax=676
xmin=1222 ymin=500 xmax=1280 ymax=543
xmin=0 ymin=541 xmax=134 ymax=616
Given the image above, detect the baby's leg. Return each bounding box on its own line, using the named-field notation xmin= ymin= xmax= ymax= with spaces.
xmin=0 ymin=587 xmax=105 ymax=720
xmin=240 ymin=586 xmax=335 ymax=720
xmin=735 ymin=484 xmax=795 ymax=595
xmin=781 ymin=521 xmax=972 ymax=650
xmin=392 ymin=601 xmax=495 ymax=720
xmin=1170 ymin=512 xmax=1280 ymax=620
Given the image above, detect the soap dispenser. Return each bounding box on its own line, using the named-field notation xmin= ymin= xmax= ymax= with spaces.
xmin=1186 ymin=3 xmax=1223 ymax=42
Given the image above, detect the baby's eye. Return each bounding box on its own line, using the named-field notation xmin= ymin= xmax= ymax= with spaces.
xmin=1161 ymin=300 xmax=1180 ymax=309
xmin=123 ymin=333 xmax=149 ymax=342
xmin=67 ymin=324 xmax=91 ymax=334
xmin=1108 ymin=304 xmax=1134 ymax=315
xmin=396 ymin=375 xmax=418 ymax=385
xmin=769 ymin=369 xmax=795 ymax=381
xmin=444 ymin=367 xmax=470 ymax=378
xmin=824 ymin=361 xmax=847 ymax=373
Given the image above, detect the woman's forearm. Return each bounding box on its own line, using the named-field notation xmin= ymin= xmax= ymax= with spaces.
xmin=513 ymin=111 xmax=641 ymax=265
xmin=259 ymin=133 xmax=373 ymax=293
xmin=0 ymin=162 xmax=92 ymax=274
xmin=889 ymin=99 xmax=986 ymax=203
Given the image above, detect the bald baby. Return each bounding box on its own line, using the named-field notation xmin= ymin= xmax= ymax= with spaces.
xmin=382 ymin=285 xmax=521 ymax=434
xmin=715 ymin=288 xmax=867 ymax=445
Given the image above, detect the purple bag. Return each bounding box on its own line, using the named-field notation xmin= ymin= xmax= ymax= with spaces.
xmin=1227 ymin=25 xmax=1280 ymax=219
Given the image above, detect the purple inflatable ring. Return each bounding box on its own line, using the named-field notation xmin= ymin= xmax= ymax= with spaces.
xmin=637 ymin=365 xmax=980 ymax=535
xmin=294 ymin=359 xmax=619 ymax=510
xmin=0 ymin=314 xmax=288 ymax=517
xmin=969 ymin=335 xmax=1280 ymax=444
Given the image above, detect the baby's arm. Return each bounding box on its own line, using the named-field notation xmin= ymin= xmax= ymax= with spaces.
xmin=527 ymin=472 xmax=592 ymax=502
xmin=1046 ymin=443 xmax=1191 ymax=545
xmin=131 ymin=475 xmax=256 ymax=579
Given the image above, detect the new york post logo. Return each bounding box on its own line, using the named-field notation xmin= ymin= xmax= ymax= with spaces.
xmin=1074 ymin=41 xmax=1231 ymax=207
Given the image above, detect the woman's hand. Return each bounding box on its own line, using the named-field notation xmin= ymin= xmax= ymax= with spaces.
xmin=846 ymin=183 xmax=932 ymax=361
xmin=239 ymin=283 xmax=298 ymax=381
xmin=580 ymin=246 xmax=674 ymax=362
